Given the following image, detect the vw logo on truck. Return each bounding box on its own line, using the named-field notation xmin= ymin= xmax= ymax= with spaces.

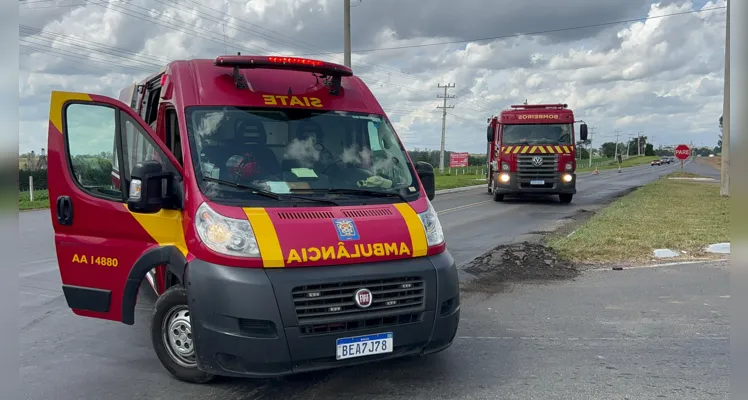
xmin=531 ymin=156 xmax=544 ymax=166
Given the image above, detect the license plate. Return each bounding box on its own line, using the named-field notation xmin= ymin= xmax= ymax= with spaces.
xmin=530 ymin=180 xmax=545 ymax=185
xmin=336 ymin=332 xmax=393 ymax=360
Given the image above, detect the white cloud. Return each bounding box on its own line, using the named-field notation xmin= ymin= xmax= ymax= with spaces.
xmin=18 ymin=0 xmax=727 ymax=156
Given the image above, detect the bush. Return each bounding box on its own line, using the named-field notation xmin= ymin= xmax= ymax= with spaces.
xmin=19 ymin=170 xmax=48 ymax=191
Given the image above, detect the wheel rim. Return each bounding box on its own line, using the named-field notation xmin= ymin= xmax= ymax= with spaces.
xmin=162 ymin=305 xmax=197 ymax=368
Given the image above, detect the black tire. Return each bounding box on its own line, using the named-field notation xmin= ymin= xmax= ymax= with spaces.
xmin=559 ymin=194 xmax=573 ymax=204
xmin=492 ymin=192 xmax=504 ymax=202
xmin=151 ymin=285 xmax=216 ymax=384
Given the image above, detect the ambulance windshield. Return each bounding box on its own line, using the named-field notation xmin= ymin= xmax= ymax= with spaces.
xmin=185 ymin=107 xmax=419 ymax=203
xmin=502 ymin=123 xmax=573 ymax=145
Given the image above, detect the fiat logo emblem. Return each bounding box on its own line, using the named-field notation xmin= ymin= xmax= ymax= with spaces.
xmin=531 ymin=156 xmax=543 ymax=166
xmin=353 ymin=288 xmax=373 ymax=308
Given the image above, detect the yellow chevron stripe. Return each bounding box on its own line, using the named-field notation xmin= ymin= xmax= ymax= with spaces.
xmin=529 ymin=146 xmax=537 ymax=154
xmin=538 ymin=146 xmax=547 ymax=154
xmin=562 ymin=146 xmax=570 ymax=153
xmin=50 ymin=91 xmax=93 ymax=133
xmin=393 ymin=203 xmax=428 ymax=257
xmin=554 ymin=146 xmax=562 ymax=153
xmin=244 ymin=208 xmax=285 ymax=268
xmin=125 ymin=205 xmax=188 ymax=256
xmin=517 ymin=146 xmax=526 ymax=154
xmin=504 ymin=147 xmax=512 ymax=154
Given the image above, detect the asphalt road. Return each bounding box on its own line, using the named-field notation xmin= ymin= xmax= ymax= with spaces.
xmin=20 ymin=160 xmax=728 ymax=399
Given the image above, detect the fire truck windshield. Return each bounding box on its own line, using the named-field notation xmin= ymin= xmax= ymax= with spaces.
xmin=185 ymin=107 xmax=418 ymax=203
xmin=501 ymin=123 xmax=573 ymax=145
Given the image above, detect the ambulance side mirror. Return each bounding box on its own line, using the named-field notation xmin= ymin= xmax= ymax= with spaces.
xmin=127 ymin=160 xmax=175 ymax=214
xmin=415 ymin=161 xmax=436 ymax=201
xmin=579 ymin=124 xmax=588 ymax=142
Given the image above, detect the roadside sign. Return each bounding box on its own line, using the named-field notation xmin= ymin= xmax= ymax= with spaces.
xmin=674 ymin=144 xmax=691 ymax=160
xmin=449 ymin=152 xmax=469 ymax=168
xmin=675 ymin=144 xmax=690 ymax=173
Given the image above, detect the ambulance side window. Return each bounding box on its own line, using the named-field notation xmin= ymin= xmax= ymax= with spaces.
xmin=120 ymin=113 xmax=177 ymax=184
xmin=64 ymin=103 xmax=122 ymax=201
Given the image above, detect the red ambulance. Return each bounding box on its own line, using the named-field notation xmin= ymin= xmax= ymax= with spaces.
xmin=47 ymin=55 xmax=460 ymax=383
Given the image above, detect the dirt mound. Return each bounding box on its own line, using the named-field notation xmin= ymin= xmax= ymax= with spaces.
xmin=462 ymin=241 xmax=578 ymax=293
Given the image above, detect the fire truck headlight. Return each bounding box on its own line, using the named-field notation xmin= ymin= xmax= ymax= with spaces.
xmin=501 ymin=162 xmax=510 ymax=171
xmin=195 ymin=202 xmax=260 ymax=257
xmin=499 ymin=173 xmax=510 ymax=183
xmin=565 ymin=162 xmax=573 ymax=171
xmin=562 ymin=174 xmax=573 ymax=183
xmin=417 ymin=200 xmax=445 ymax=247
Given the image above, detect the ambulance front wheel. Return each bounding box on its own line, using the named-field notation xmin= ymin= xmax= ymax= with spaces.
xmin=151 ymin=285 xmax=216 ymax=384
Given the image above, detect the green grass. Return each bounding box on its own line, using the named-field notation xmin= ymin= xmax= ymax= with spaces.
xmin=546 ymin=172 xmax=729 ymax=263
xmin=577 ymin=156 xmax=660 ymax=172
xmin=20 ymin=189 xmax=49 ymax=211
xmin=434 ymin=173 xmax=486 ymax=190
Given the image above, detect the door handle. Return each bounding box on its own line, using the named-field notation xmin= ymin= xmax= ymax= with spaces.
xmin=56 ymin=196 xmax=74 ymax=226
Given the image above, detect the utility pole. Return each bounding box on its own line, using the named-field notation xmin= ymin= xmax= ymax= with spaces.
xmin=720 ymin=0 xmax=730 ymax=196
xmin=436 ymin=83 xmax=456 ymax=173
xmin=627 ymin=134 xmax=633 ymax=158
xmin=614 ymin=130 xmax=621 ymax=161
xmin=637 ymin=131 xmax=643 ymax=156
xmin=588 ymin=127 xmax=597 ymax=168
xmin=343 ymin=0 xmax=352 ymax=67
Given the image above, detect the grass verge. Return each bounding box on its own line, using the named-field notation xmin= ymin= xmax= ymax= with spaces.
xmin=577 ymin=156 xmax=659 ymax=173
xmin=434 ymin=174 xmax=485 ymax=190
xmin=546 ymin=173 xmax=729 ymax=264
xmin=20 ymin=189 xmax=49 ymax=211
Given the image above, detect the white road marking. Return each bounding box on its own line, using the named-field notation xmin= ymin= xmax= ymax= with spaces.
xmin=437 ymin=200 xmax=493 ymax=215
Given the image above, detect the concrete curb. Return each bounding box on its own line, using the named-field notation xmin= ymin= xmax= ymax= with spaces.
xmin=435 ymin=184 xmax=486 ymax=195
xmin=589 ymin=258 xmax=729 ymax=272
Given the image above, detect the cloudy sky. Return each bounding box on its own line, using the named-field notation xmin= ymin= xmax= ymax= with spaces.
xmin=19 ymin=0 xmax=727 ymax=155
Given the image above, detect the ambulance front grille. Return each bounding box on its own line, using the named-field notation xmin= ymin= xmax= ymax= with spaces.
xmin=341 ymin=208 xmax=393 ymax=218
xmin=292 ymin=276 xmax=425 ymax=333
xmin=276 ymin=211 xmax=335 ymax=220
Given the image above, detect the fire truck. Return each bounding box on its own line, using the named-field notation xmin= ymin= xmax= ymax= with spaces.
xmin=485 ymin=103 xmax=588 ymax=204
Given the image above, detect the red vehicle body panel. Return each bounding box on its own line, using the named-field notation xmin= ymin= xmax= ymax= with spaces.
xmin=47 ymin=92 xmax=185 ymax=322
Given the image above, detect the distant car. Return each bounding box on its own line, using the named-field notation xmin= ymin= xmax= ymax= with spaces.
xmin=651 ymin=159 xmax=662 ymax=166
xmin=660 ymin=157 xmax=671 ymax=164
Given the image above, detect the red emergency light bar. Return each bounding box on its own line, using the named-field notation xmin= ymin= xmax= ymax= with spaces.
xmin=510 ymin=103 xmax=568 ymax=110
xmin=214 ymin=55 xmax=353 ymax=77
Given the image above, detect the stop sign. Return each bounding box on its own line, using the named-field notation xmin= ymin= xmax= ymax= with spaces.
xmin=674 ymin=144 xmax=691 ymax=160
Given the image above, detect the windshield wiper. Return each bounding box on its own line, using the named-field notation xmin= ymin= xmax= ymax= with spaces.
xmin=298 ymin=188 xmax=409 ymax=202
xmin=202 ymin=177 xmax=338 ymax=205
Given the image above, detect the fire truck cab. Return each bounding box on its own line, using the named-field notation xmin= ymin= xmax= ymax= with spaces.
xmin=486 ymin=103 xmax=588 ymax=204
xmin=46 ymin=55 xmax=460 ymax=383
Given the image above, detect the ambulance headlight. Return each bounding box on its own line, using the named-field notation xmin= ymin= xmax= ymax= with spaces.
xmin=417 ymin=200 xmax=445 ymax=247
xmin=195 ymin=202 xmax=260 ymax=257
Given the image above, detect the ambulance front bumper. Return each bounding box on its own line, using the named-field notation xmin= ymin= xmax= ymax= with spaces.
xmin=183 ymin=250 xmax=461 ymax=378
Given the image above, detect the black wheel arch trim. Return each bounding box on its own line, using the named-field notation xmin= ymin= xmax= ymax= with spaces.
xmin=121 ymin=245 xmax=187 ymax=325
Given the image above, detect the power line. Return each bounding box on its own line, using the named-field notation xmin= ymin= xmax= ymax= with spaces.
xmin=299 ymin=6 xmax=727 ymax=55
